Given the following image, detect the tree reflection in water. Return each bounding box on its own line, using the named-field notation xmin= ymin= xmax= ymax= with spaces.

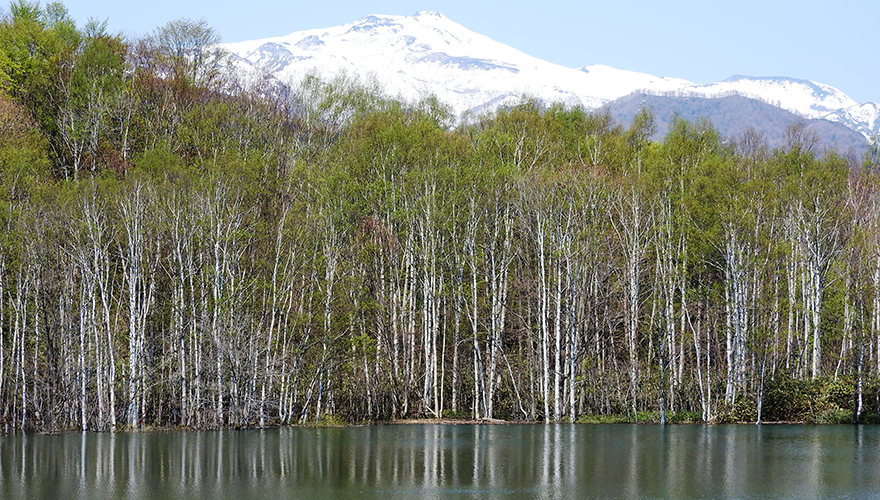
xmin=1 ymin=424 xmax=879 ymax=499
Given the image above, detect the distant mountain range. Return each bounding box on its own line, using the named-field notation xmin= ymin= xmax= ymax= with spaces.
xmin=222 ymin=11 xmax=879 ymax=151
xmin=603 ymin=94 xmax=868 ymax=152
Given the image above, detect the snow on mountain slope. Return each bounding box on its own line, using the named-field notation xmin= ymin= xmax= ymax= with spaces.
xmin=683 ymin=75 xmax=857 ymax=119
xmin=664 ymin=76 xmax=879 ymax=139
xmin=577 ymin=64 xmax=692 ymax=99
xmin=222 ymin=12 xmax=692 ymax=116
xmin=222 ymin=12 xmax=878 ymax=138
xmin=823 ymin=102 xmax=880 ymax=138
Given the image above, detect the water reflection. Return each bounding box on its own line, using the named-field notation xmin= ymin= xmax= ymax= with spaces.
xmin=1 ymin=424 xmax=879 ymax=499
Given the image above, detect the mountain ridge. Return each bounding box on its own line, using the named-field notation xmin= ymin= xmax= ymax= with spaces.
xmin=222 ymin=11 xmax=877 ymax=144
xmin=603 ymin=93 xmax=868 ymax=153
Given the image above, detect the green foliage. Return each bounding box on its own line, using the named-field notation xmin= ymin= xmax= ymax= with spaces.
xmin=442 ymin=409 xmax=471 ymax=420
xmin=131 ymin=147 xmax=184 ymax=178
xmin=0 ymin=2 xmax=873 ymax=430
xmin=577 ymin=414 xmax=632 ymax=424
xmin=716 ymin=396 xmax=758 ymax=424
xmin=0 ymin=1 xmax=78 ymax=126
xmin=577 ymin=411 xmax=701 ymax=424
xmin=761 ymin=376 xmax=855 ymax=423
xmin=0 ymin=94 xmax=50 ymax=200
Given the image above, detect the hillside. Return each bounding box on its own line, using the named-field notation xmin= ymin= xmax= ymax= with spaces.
xmin=603 ymin=93 xmax=869 ymax=153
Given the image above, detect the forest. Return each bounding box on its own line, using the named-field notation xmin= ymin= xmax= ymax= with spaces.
xmin=2 ymin=1 xmax=880 ymax=432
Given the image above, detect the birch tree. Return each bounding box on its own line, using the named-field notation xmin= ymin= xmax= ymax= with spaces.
xmin=118 ymin=181 xmax=158 ymax=429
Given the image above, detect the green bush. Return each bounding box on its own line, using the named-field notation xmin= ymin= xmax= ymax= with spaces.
xmin=761 ymin=375 xmax=855 ymax=423
xmin=441 ymin=409 xmax=471 ymax=420
xmin=577 ymin=414 xmax=631 ymax=424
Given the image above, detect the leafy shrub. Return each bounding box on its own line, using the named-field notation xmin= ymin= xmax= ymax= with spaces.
xmin=761 ymin=375 xmax=855 ymax=423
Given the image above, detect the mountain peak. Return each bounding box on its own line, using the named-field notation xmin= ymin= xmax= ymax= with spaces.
xmin=222 ymin=14 xmax=878 ymax=139
xmin=344 ymin=11 xmax=459 ymax=33
xmin=414 ymin=11 xmax=446 ymax=19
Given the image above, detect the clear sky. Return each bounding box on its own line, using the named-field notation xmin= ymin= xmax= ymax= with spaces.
xmin=43 ymin=0 xmax=880 ymax=104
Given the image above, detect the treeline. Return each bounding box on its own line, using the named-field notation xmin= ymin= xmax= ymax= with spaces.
xmin=2 ymin=2 xmax=880 ymax=432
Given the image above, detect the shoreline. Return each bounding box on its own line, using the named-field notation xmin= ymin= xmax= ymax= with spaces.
xmin=10 ymin=417 xmax=866 ymax=435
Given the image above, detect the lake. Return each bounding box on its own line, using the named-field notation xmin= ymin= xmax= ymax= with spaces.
xmin=1 ymin=424 xmax=878 ymax=499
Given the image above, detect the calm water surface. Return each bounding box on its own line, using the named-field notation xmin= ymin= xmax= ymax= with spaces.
xmin=1 ymin=424 xmax=879 ymax=499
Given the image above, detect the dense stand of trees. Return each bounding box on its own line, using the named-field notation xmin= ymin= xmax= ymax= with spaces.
xmin=2 ymin=2 xmax=880 ymax=431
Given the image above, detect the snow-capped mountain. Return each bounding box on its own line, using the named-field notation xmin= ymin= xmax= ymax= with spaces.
xmin=223 ymin=11 xmax=690 ymax=114
xmin=682 ymin=76 xmax=858 ymax=119
xmin=824 ymin=103 xmax=880 ymax=138
xmin=222 ymin=11 xmax=879 ymax=139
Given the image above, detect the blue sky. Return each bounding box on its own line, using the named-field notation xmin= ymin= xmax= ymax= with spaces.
xmin=45 ymin=0 xmax=880 ymax=104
